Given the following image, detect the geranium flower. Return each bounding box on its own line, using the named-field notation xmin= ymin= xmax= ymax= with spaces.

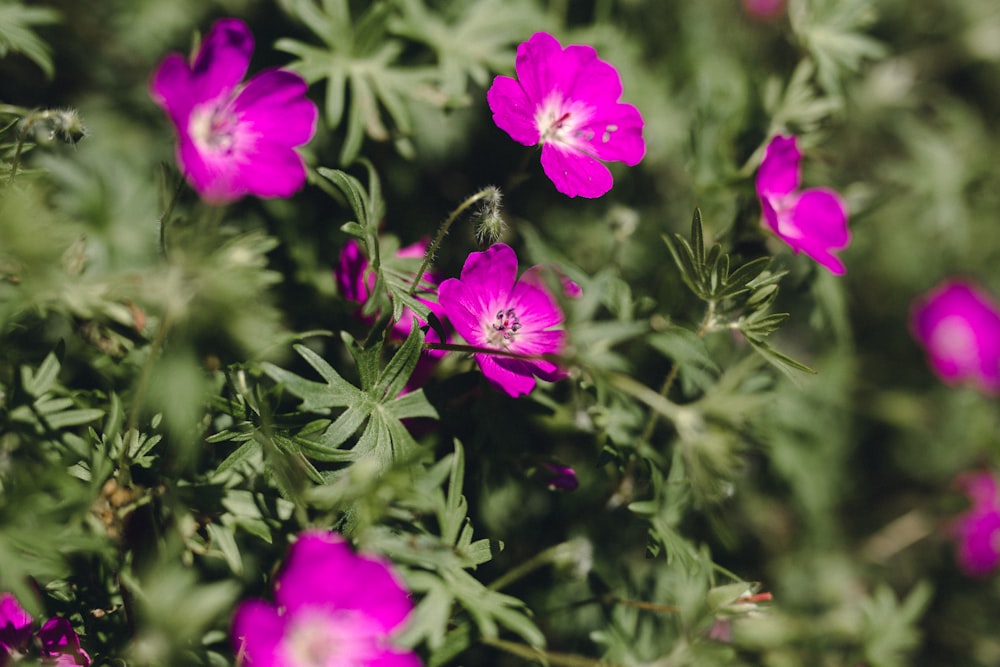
xmin=755 ymin=135 xmax=850 ymax=274
xmin=486 ymin=32 xmax=645 ymax=198
xmin=232 ymin=530 xmax=420 ymax=667
xmin=949 ymin=471 xmax=1000 ymax=576
xmin=0 ymin=592 xmax=91 ymax=666
xmin=437 ymin=243 xmax=567 ymax=397
xmin=150 ymin=18 xmax=318 ymax=204
xmin=910 ymin=279 xmax=1000 ymax=394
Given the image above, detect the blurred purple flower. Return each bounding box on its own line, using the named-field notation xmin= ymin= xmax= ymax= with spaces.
xmin=232 ymin=530 xmax=420 ymax=667
xmin=438 ymin=243 xmax=566 ymax=398
xmin=0 ymin=592 xmax=90 ymax=666
xmin=950 ymin=471 xmax=1000 ymax=576
xmin=910 ymin=279 xmax=1000 ymax=394
xmin=150 ymin=18 xmax=318 ymax=204
xmin=756 ymin=135 xmax=850 ymax=274
xmin=487 ymin=32 xmax=645 ymax=198
xmin=742 ymin=0 xmax=786 ymax=20
xmin=335 ymin=238 xmax=449 ymax=393
xmin=537 ymin=461 xmax=579 ymax=491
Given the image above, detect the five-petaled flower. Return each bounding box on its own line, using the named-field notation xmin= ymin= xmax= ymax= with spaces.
xmin=949 ymin=470 xmax=1000 ymax=576
xmin=910 ymin=279 xmax=1000 ymax=394
xmin=487 ymin=31 xmax=645 ymax=199
xmin=437 ymin=243 xmax=567 ymax=398
xmin=0 ymin=592 xmax=91 ymax=666
xmin=232 ymin=530 xmax=420 ymax=667
xmin=755 ymin=135 xmax=850 ymax=274
xmin=150 ymin=18 xmax=318 ymax=204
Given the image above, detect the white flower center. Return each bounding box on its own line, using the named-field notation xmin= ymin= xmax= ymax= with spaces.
xmin=534 ymin=92 xmax=598 ymax=150
xmin=279 ymin=608 xmax=380 ymax=667
xmin=189 ymin=98 xmax=239 ymax=154
xmin=486 ymin=307 xmax=521 ymax=347
xmin=930 ymin=315 xmax=979 ymax=369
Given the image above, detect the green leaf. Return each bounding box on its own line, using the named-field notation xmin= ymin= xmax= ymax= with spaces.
xmin=22 ymin=351 xmax=60 ymax=397
xmin=0 ymin=4 xmax=59 ymax=79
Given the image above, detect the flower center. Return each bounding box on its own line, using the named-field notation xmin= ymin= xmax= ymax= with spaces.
xmin=189 ymin=98 xmax=240 ymax=154
xmin=488 ymin=307 xmax=521 ymax=347
xmin=279 ymin=609 xmax=380 ymax=667
xmin=535 ymin=93 xmax=595 ymax=149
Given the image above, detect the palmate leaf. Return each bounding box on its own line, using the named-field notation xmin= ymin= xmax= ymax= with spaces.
xmin=0 ymin=3 xmax=59 ymax=79
xmin=277 ymin=0 xmax=436 ymax=163
xmin=389 ymin=0 xmax=546 ymax=100
xmin=261 ymin=326 xmax=437 ymax=469
xmin=789 ymin=0 xmax=886 ymax=95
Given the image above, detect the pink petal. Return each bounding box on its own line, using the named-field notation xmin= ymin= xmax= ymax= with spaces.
xmin=512 ymin=32 xmax=567 ymax=104
xmin=369 ymin=650 xmax=424 ymax=667
xmin=0 ymin=593 xmax=33 ymax=652
xmin=231 ymin=141 xmax=310 ymax=200
xmin=231 ymin=600 xmax=286 ymax=664
xmin=953 ymin=508 xmax=1000 ymax=576
xmin=149 ymin=54 xmax=198 ymax=126
xmin=276 ymin=531 xmax=413 ymax=634
xmin=37 ymin=618 xmax=91 ymax=666
xmin=189 ymin=18 xmax=254 ymax=105
xmin=438 ymin=277 xmax=490 ymax=348
xmin=540 ymin=143 xmax=613 ymax=198
xmin=581 ymin=101 xmax=646 ymax=166
xmin=910 ymin=280 xmax=1000 ymax=393
xmin=508 ymin=281 xmax=564 ymax=331
xmin=175 ymin=138 xmax=241 ymax=204
xmin=234 ymin=69 xmax=318 ymax=148
xmin=756 ymin=135 xmax=801 ymax=199
xmin=487 ymin=75 xmax=540 ymax=146
xmin=475 ymin=353 xmax=538 ymax=397
xmin=786 ymin=188 xmax=850 ymax=274
xmin=459 ymin=244 xmax=518 ymax=307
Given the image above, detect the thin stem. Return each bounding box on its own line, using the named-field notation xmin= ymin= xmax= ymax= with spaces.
xmin=637 ymin=301 xmax=716 ymax=445
xmin=409 ymin=187 xmax=499 ymax=296
xmin=158 ymin=172 xmax=185 ymax=259
xmin=482 ymin=637 xmax=623 ymax=667
xmin=488 ymin=541 xmax=584 ymax=592
xmin=424 ymin=340 xmax=561 ymax=364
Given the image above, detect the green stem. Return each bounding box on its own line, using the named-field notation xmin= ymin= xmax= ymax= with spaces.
xmin=488 ymin=540 xmax=585 ymax=592
xmin=482 ymin=637 xmax=622 ymax=667
xmin=423 ymin=340 xmax=561 ymax=364
xmin=409 ymin=187 xmax=500 ymax=296
xmin=636 ymin=301 xmax=716 ymax=445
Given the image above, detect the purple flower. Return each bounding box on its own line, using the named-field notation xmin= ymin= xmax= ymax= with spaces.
xmin=742 ymin=0 xmax=786 ymax=20
xmin=150 ymin=18 xmax=318 ymax=204
xmin=232 ymin=530 xmax=420 ymax=667
xmin=438 ymin=243 xmax=567 ymax=398
xmin=755 ymin=135 xmax=850 ymax=274
xmin=950 ymin=471 xmax=1000 ymax=576
xmin=910 ymin=279 xmax=1000 ymax=394
xmin=0 ymin=592 xmax=90 ymax=666
xmin=486 ymin=32 xmax=645 ymax=198
xmin=536 ymin=461 xmax=579 ymax=492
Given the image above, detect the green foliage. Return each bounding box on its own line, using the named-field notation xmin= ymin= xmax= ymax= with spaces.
xmin=0 ymin=1 xmax=59 ymax=78
xmin=1 ymin=0 xmax=998 ymax=665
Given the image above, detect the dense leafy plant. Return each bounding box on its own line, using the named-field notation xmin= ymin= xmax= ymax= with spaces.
xmin=2 ymin=0 xmax=1000 ymax=665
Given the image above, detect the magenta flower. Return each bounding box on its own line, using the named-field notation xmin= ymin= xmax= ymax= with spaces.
xmin=755 ymin=135 xmax=850 ymax=274
xmin=438 ymin=243 xmax=566 ymax=398
xmin=910 ymin=279 xmax=1000 ymax=394
xmin=150 ymin=18 xmax=318 ymax=204
xmin=949 ymin=471 xmax=1000 ymax=576
xmin=0 ymin=592 xmax=90 ymax=666
xmin=742 ymin=0 xmax=786 ymax=20
xmin=232 ymin=530 xmax=420 ymax=667
xmin=486 ymin=32 xmax=645 ymax=198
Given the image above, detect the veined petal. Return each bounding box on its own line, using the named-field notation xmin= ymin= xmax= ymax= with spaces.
xmin=459 ymin=244 xmax=518 ymax=306
xmin=509 ymin=281 xmax=564 ymax=331
xmin=581 ymin=101 xmax=645 ymax=166
xmin=487 ymin=75 xmax=540 ymax=146
xmin=756 ymin=135 xmax=801 ymax=199
xmin=476 ymin=353 xmax=538 ymax=397
xmin=540 ymin=143 xmax=613 ymax=198
xmin=189 ymin=18 xmax=253 ymax=105
xmin=234 ymin=69 xmax=318 ymax=148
